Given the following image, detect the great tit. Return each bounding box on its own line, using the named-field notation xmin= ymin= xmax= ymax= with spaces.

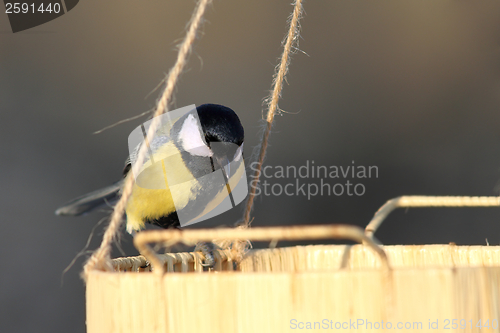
xmin=56 ymin=104 xmax=245 ymax=235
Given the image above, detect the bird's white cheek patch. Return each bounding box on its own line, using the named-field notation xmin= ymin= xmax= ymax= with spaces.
xmin=179 ymin=114 xmax=213 ymax=157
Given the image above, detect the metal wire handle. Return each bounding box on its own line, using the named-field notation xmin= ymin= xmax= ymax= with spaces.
xmin=365 ymin=196 xmax=500 ymax=243
xmin=133 ymin=224 xmax=389 ymax=274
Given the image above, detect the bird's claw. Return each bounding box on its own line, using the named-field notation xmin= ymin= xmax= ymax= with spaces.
xmin=200 ymin=252 xmax=215 ymax=268
xmin=196 ymin=242 xmax=215 ymax=269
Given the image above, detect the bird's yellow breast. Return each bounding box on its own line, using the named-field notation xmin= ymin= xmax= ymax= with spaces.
xmin=125 ymin=141 xmax=200 ymax=232
xmin=124 ymin=140 xmax=246 ymax=233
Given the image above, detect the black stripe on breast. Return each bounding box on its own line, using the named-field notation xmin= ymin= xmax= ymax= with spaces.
xmin=146 ymin=211 xmax=181 ymax=229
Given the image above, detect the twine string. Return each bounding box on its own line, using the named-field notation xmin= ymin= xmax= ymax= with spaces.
xmin=242 ymin=0 xmax=304 ymax=228
xmin=83 ymin=0 xmax=212 ymax=276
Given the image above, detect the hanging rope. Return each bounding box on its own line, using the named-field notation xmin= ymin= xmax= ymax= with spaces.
xmin=242 ymin=0 xmax=304 ymax=228
xmin=83 ymin=0 xmax=213 ymax=276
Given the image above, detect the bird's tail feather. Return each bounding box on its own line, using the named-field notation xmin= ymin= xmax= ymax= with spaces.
xmin=55 ymin=180 xmax=123 ymax=216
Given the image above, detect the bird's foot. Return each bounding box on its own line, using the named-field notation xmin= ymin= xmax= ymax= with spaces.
xmin=195 ymin=242 xmax=215 ymax=269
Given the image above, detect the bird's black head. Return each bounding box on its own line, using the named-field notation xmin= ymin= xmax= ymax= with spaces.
xmin=196 ymin=104 xmax=244 ymax=146
xmin=196 ymin=104 xmax=244 ymax=174
xmin=169 ymin=103 xmax=244 ymax=178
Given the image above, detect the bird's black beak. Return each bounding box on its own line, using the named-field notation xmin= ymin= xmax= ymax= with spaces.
xmin=210 ymin=142 xmax=239 ymax=179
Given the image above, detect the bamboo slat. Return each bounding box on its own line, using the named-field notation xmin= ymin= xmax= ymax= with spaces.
xmin=87 ymin=265 xmax=500 ymax=333
xmin=88 ymin=238 xmax=500 ymax=333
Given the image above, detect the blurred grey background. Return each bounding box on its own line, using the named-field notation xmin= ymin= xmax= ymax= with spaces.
xmin=2 ymin=0 xmax=500 ymax=332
